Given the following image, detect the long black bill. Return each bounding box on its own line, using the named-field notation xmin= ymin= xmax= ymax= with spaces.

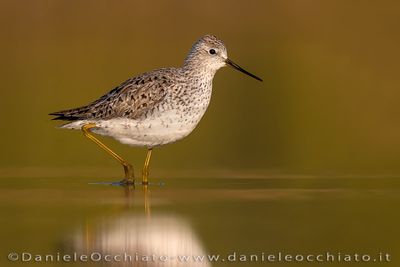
xmin=226 ymin=58 xmax=263 ymax=82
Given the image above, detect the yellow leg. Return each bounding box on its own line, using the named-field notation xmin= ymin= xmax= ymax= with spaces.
xmin=81 ymin=123 xmax=134 ymax=184
xmin=142 ymin=148 xmax=153 ymax=185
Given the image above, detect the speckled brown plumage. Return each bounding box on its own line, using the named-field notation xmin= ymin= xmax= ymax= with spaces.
xmin=50 ymin=69 xmax=176 ymax=121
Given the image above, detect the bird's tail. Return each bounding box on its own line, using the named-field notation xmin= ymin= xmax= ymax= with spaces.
xmin=49 ymin=105 xmax=91 ymax=121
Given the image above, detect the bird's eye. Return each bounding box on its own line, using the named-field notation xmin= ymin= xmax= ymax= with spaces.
xmin=209 ymin=49 xmax=216 ymax=55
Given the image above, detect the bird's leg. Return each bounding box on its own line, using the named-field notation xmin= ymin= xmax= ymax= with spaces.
xmin=81 ymin=123 xmax=134 ymax=184
xmin=141 ymin=148 xmax=153 ymax=185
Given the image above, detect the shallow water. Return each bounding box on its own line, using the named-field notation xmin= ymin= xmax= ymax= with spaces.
xmin=1 ymin=176 xmax=399 ymax=266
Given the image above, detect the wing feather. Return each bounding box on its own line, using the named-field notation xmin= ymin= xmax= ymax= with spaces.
xmin=49 ymin=69 xmax=174 ymax=121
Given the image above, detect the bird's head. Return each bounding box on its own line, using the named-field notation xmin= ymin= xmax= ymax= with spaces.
xmin=184 ymin=35 xmax=262 ymax=81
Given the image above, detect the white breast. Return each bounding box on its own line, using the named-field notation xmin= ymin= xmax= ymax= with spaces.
xmin=91 ymin=102 xmax=208 ymax=147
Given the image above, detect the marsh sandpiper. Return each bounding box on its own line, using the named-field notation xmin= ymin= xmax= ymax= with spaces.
xmin=50 ymin=35 xmax=262 ymax=185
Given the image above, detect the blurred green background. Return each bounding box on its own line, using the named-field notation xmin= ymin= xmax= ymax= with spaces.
xmin=1 ymin=0 xmax=400 ymax=177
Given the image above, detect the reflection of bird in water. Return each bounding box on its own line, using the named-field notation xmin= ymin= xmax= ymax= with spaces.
xmin=68 ymin=186 xmax=211 ymax=267
xmin=72 ymin=215 xmax=210 ymax=267
xmin=50 ymin=35 xmax=262 ymax=185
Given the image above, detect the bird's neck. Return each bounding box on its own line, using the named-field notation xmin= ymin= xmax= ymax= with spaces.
xmin=181 ymin=63 xmax=217 ymax=82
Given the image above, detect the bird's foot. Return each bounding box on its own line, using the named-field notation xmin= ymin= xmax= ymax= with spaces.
xmin=117 ymin=178 xmax=135 ymax=186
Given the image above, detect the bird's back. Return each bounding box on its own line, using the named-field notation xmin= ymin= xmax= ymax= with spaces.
xmin=50 ymin=68 xmax=181 ymax=122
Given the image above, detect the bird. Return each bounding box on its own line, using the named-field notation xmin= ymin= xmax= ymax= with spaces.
xmin=50 ymin=35 xmax=262 ymax=186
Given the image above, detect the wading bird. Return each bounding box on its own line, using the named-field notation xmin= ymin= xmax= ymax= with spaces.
xmin=50 ymin=35 xmax=262 ymax=185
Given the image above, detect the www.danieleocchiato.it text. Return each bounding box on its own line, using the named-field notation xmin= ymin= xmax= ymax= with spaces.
xmin=7 ymin=251 xmax=391 ymax=263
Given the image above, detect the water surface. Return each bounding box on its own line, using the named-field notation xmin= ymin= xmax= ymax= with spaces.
xmin=1 ymin=176 xmax=399 ymax=266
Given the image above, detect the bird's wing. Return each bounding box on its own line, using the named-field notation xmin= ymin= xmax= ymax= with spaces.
xmin=49 ymin=70 xmax=174 ymax=121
